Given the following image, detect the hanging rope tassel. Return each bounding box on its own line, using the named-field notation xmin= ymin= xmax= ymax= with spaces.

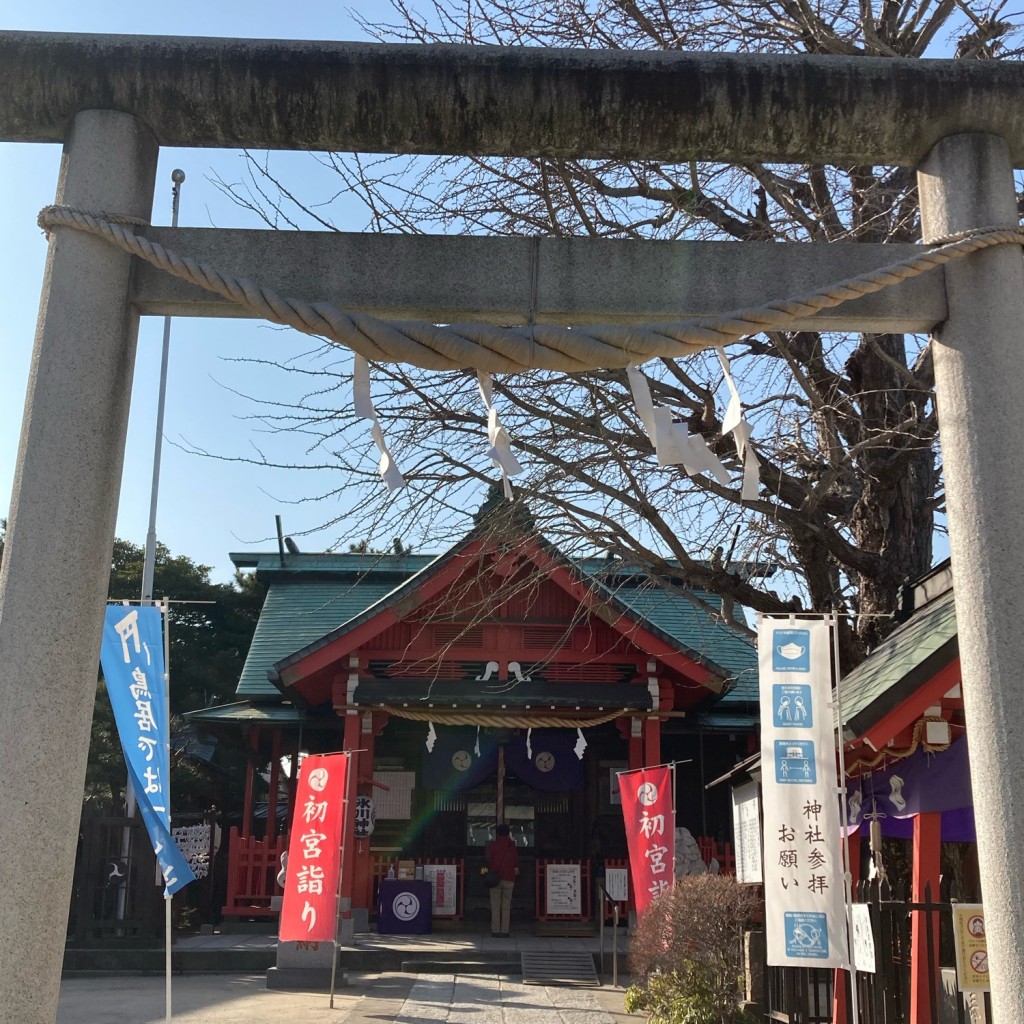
xmin=477 ymin=371 xmax=523 ymax=499
xmin=353 ymin=354 xmax=406 ymax=492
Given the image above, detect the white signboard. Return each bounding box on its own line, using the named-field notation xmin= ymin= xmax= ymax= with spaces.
xmin=605 ymin=867 xmax=629 ymax=903
xmin=546 ymin=863 xmax=582 ymax=916
xmin=850 ymin=904 xmax=876 ymax=973
xmin=759 ymin=615 xmax=847 ymax=968
xmin=423 ymin=863 xmax=458 ymax=916
xmin=731 ymin=781 xmax=763 ymax=884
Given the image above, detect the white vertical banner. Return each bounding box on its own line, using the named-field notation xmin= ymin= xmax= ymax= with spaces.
xmin=759 ymin=615 xmax=847 ymax=968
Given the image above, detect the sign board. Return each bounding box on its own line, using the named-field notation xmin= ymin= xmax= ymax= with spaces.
xmin=354 ymin=795 xmax=375 ymax=838
xmin=953 ymin=904 xmax=989 ymax=991
xmin=423 ymin=863 xmax=458 ymax=916
xmin=758 ymin=616 xmax=847 ymax=968
xmin=605 ymin=867 xmax=629 ymax=903
xmin=545 ymin=863 xmax=582 ymax=916
xmin=618 ymin=765 xmax=675 ymax=914
xmin=731 ymin=781 xmax=763 ymax=884
xmin=851 ymin=904 xmax=876 ymax=973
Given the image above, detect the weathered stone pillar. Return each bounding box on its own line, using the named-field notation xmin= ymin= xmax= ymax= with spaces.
xmin=0 ymin=109 xmax=157 ymax=1024
xmin=918 ymin=132 xmax=1024 ymax=1024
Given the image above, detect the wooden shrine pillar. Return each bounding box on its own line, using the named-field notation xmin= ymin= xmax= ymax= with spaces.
xmin=643 ymin=717 xmax=661 ymax=767
xmin=910 ymin=812 xmax=942 ymax=1024
xmin=628 ymin=716 xmax=643 ymax=770
xmin=353 ymin=712 xmax=380 ymax=914
xmin=241 ymin=726 xmax=259 ymax=837
xmin=265 ymin=729 xmax=282 ymax=837
xmin=832 ymin=829 xmax=863 ymax=1024
xmin=340 ymin=710 xmax=361 ymax=916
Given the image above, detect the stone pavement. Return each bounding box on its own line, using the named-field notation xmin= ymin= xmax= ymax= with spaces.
xmin=56 ymin=971 xmax=642 ymax=1024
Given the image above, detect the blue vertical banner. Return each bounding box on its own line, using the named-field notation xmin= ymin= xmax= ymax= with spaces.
xmin=100 ymin=604 xmax=195 ymax=895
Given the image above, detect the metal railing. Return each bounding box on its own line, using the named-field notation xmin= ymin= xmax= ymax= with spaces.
xmin=596 ymin=881 xmax=623 ymax=987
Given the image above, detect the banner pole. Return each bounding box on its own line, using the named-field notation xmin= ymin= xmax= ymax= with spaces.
xmin=830 ymin=615 xmax=860 ymax=1023
xmin=329 ymin=751 xmax=354 ymax=1009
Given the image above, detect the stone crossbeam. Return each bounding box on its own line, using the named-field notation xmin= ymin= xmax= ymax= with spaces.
xmin=4 ymin=31 xmax=1024 ymax=166
xmin=134 ymin=229 xmax=944 ymax=334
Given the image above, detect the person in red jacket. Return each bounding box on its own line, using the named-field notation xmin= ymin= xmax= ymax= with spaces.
xmin=487 ymin=823 xmax=519 ymax=937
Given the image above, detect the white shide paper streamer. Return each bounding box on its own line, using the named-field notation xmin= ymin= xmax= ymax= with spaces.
xmin=627 ymin=361 xmax=759 ymax=500
xmin=353 ymin=354 xmax=406 ymax=492
xmin=477 ymin=372 xmax=524 ymax=500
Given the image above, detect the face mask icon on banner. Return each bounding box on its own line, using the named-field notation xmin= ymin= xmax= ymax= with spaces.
xmin=777 ymin=643 xmax=806 ymax=660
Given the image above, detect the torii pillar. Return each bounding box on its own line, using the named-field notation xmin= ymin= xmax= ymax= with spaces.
xmin=0 ymin=110 xmax=157 ymax=1024
xmin=919 ymin=132 xmax=1024 ymax=1023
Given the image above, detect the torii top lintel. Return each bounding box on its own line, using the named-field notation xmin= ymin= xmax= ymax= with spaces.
xmin=3 ymin=31 xmax=1024 ymax=167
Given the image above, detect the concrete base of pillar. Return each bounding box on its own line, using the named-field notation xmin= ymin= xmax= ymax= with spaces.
xmin=266 ymin=966 xmax=348 ymax=991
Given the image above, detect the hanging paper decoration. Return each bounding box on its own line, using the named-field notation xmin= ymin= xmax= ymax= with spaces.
xmin=353 ymin=354 xmax=406 ymax=492
xmin=474 ymin=725 xmax=481 ymax=758
xmin=716 ymin=350 xmax=761 ymax=501
xmin=574 ymin=728 xmax=587 ymax=761
xmin=425 ymin=720 xmax=437 ymax=753
xmin=477 ymin=372 xmax=524 ymax=499
xmin=626 ymin=367 xmax=730 ymax=485
xmin=525 ymin=727 xmax=533 ymax=760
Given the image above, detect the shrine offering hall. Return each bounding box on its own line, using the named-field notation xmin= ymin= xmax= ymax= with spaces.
xmin=195 ymin=510 xmax=759 ymax=927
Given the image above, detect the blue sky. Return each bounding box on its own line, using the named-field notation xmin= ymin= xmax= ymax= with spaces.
xmin=1 ymin=2 xmax=401 ymax=583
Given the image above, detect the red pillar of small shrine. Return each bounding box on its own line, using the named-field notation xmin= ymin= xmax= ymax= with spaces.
xmin=831 ymin=829 xmax=862 ymax=1024
xmin=643 ymin=717 xmax=661 ymax=768
xmin=265 ymin=729 xmax=282 ymax=837
xmin=628 ymin=716 xmax=643 ymax=771
xmin=910 ymin=812 xmax=942 ymax=1024
xmin=353 ymin=715 xmax=379 ymax=914
xmin=241 ymin=726 xmax=258 ymax=837
xmin=340 ymin=711 xmax=361 ymax=915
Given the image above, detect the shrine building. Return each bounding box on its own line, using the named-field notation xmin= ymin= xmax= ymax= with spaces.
xmin=194 ymin=502 xmax=761 ymax=928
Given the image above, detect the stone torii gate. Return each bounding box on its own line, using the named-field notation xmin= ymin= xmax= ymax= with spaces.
xmin=2 ymin=31 xmax=1024 ymax=1024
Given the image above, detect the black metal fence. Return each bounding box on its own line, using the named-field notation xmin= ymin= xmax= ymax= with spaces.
xmin=67 ymin=808 xmax=222 ymax=944
xmin=767 ymin=880 xmax=993 ymax=1024
xmin=67 ymin=813 xmax=163 ymax=945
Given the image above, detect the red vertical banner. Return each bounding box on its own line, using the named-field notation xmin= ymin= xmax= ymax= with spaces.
xmin=279 ymin=753 xmax=350 ymax=942
xmin=618 ymin=765 xmax=675 ymax=915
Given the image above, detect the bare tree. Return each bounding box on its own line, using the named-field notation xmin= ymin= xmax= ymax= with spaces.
xmin=206 ymin=0 xmax=1023 ymax=665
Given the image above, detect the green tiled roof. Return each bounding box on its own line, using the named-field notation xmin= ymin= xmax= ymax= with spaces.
xmin=235 ymin=578 xmax=405 ymax=697
xmin=839 ymin=587 xmax=958 ymax=737
xmin=599 ymin=581 xmax=757 ymax=704
xmin=231 ymin=548 xmax=757 ymax=702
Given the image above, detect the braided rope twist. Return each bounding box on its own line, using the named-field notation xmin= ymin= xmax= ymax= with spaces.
xmin=37 ymin=205 xmax=1024 ymax=374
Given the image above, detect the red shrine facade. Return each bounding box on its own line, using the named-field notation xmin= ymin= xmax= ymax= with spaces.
xmin=197 ymin=512 xmax=759 ymax=926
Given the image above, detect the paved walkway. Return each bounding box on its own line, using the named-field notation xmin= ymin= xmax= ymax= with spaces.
xmin=56 ymin=972 xmax=641 ymax=1024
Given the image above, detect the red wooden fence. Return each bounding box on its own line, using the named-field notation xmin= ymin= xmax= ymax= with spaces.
xmin=221 ymin=827 xmax=286 ymax=917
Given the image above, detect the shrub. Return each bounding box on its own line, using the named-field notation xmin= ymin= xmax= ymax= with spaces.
xmin=625 ymin=875 xmax=760 ymax=1024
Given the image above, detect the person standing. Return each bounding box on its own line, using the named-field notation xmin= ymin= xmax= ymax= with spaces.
xmin=487 ymin=823 xmax=518 ymax=937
